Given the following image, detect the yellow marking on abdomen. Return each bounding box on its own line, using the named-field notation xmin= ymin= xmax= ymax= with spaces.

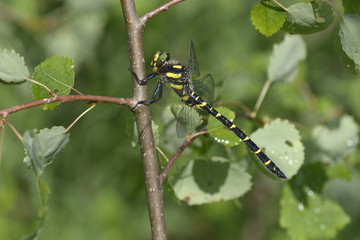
xmin=254 ymin=149 xmax=262 ymax=154
xmin=182 ymin=95 xmax=189 ymax=101
xmin=169 ymin=83 xmax=183 ymax=90
xmin=215 ymin=113 xmax=221 ymax=118
xmin=264 ymin=160 xmax=271 ymax=165
xmin=198 ymin=102 xmax=207 ymax=107
xmin=166 ymin=72 xmax=182 ymax=79
xmin=172 ymin=65 xmax=182 ymax=69
xmin=243 ymin=136 xmax=250 ymax=141
xmin=230 ymin=124 xmax=236 ymax=129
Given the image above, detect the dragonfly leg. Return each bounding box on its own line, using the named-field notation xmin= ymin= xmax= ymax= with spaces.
xmin=130 ymin=80 xmax=163 ymax=110
xmin=128 ymin=68 xmax=157 ymax=85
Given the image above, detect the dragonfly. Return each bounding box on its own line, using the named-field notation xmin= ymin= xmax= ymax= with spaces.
xmin=130 ymin=42 xmax=287 ymax=179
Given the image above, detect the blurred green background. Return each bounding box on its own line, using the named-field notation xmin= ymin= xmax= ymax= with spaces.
xmin=1 ymin=0 xmax=359 ymax=239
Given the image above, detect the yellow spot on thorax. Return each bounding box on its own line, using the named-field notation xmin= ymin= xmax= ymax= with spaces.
xmin=169 ymin=83 xmax=184 ymax=90
xmin=172 ymin=65 xmax=182 ymax=69
xmin=166 ymin=72 xmax=182 ymax=78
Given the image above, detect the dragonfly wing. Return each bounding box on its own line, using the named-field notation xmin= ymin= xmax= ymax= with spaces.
xmin=193 ymin=73 xmax=215 ymax=105
xmin=188 ymin=40 xmax=200 ymax=79
xmin=171 ymin=104 xmax=202 ymax=138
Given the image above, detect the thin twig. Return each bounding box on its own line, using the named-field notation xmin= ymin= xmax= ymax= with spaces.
xmin=65 ymin=104 xmax=96 ymax=133
xmin=27 ymin=77 xmax=84 ymax=96
xmin=26 ymin=78 xmax=56 ymax=97
xmin=159 ymin=129 xmax=208 ymax=184
xmin=4 ymin=121 xmax=23 ymax=141
xmin=0 ymin=116 xmax=5 ymax=167
xmin=71 ymin=87 xmax=83 ymax=95
xmin=323 ymin=0 xmax=343 ymax=17
xmin=0 ymin=95 xmax=133 ymax=116
xmin=253 ymin=79 xmax=272 ymax=117
xmin=216 ymin=100 xmax=253 ymax=117
xmin=272 ymin=0 xmax=288 ymax=12
xmin=141 ymin=0 xmax=185 ymax=24
xmin=156 ymin=145 xmax=170 ymax=162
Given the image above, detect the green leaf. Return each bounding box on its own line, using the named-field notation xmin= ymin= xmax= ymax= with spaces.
xmin=339 ymin=14 xmax=360 ymax=66
xmin=312 ymin=115 xmax=359 ymax=163
xmin=38 ymin=176 xmax=50 ymax=207
xmin=250 ymin=0 xmax=286 ymax=37
xmin=251 ymin=119 xmax=304 ymax=179
xmin=283 ymin=2 xmax=334 ymax=34
xmin=171 ymin=157 xmax=252 ymax=205
xmin=334 ymin=34 xmax=360 ymax=75
xmin=323 ymin=172 xmax=360 ymax=219
xmin=208 ymin=106 xmax=240 ymax=147
xmin=31 ymin=56 xmax=75 ymax=110
xmin=342 ymin=0 xmax=360 ymax=15
xmin=267 ymin=34 xmax=307 ymax=82
xmin=23 ymin=126 xmax=70 ymax=177
xmin=325 ymin=162 xmax=351 ymax=181
xmin=280 ymin=185 xmax=350 ymax=240
xmin=0 ymin=49 xmax=29 ymax=84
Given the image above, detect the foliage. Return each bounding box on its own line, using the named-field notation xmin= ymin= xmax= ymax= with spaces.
xmin=31 ymin=57 xmax=75 ymax=110
xmin=0 ymin=0 xmax=360 ymax=239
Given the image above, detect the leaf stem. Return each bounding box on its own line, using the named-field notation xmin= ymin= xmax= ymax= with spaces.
xmin=156 ymin=146 xmax=169 ymax=162
xmin=65 ymin=104 xmax=96 ymax=133
xmin=272 ymin=0 xmax=288 ymax=12
xmin=5 ymin=121 xmax=23 ymax=141
xmin=253 ymin=79 xmax=272 ymax=117
xmin=26 ymin=78 xmax=56 ymax=97
xmin=323 ymin=0 xmax=343 ymax=17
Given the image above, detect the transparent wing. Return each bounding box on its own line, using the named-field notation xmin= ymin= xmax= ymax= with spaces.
xmin=192 ymin=73 xmax=215 ymax=105
xmin=188 ymin=40 xmax=200 ymax=79
xmin=171 ymin=104 xmax=202 ymax=138
xmin=188 ymin=41 xmax=215 ymax=105
xmin=154 ymin=80 xmax=183 ymax=106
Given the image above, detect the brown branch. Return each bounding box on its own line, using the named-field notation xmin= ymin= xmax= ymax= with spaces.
xmin=0 ymin=95 xmax=133 ymax=116
xmin=159 ymin=128 xmax=207 ymax=184
xmin=120 ymin=0 xmax=167 ymax=239
xmin=140 ymin=0 xmax=185 ymax=24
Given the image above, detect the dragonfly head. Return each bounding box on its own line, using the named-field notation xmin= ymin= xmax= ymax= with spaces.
xmin=151 ymin=51 xmax=170 ymax=72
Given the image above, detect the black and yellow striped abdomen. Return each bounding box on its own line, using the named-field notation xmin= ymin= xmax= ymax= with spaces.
xmin=183 ymin=91 xmax=287 ymax=179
